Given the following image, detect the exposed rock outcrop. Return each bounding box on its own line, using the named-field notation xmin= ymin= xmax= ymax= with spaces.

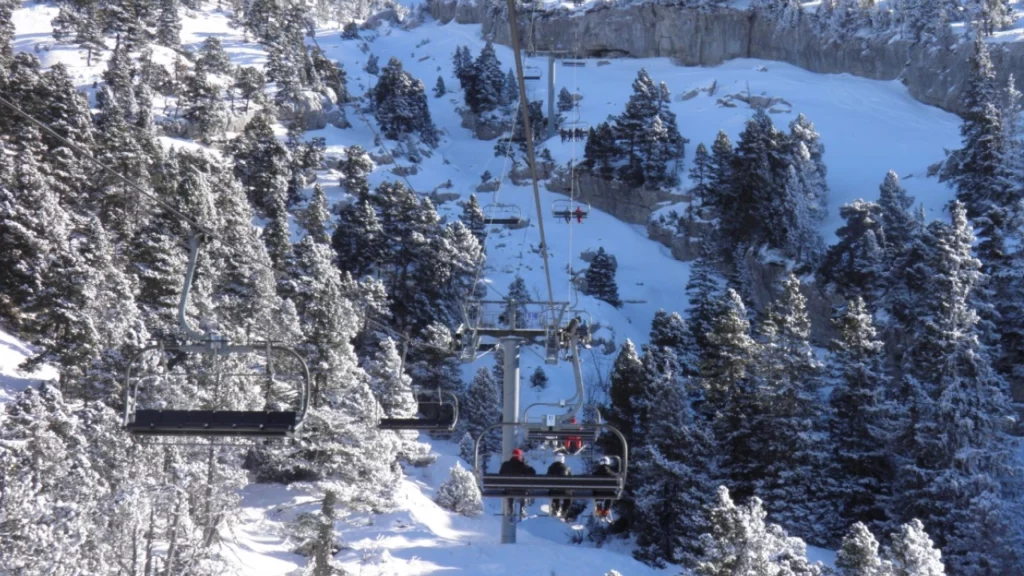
xmin=429 ymin=0 xmax=1024 ymax=115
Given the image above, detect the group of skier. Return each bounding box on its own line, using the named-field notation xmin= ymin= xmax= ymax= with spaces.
xmin=498 ymin=446 xmax=616 ymax=522
xmin=558 ymin=128 xmax=587 ymax=143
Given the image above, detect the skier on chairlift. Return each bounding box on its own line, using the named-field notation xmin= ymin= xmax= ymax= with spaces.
xmin=563 ymin=416 xmax=583 ymax=455
xmin=574 ymin=206 xmax=584 ymax=223
xmin=499 ymin=448 xmax=536 ymax=519
xmin=593 ymin=456 xmax=616 ymax=521
xmin=546 ymin=453 xmax=572 ymax=519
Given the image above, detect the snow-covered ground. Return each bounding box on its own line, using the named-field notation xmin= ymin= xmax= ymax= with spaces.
xmin=5 ymin=1 xmax=972 ymax=572
xmin=0 ymin=329 xmax=57 ymax=405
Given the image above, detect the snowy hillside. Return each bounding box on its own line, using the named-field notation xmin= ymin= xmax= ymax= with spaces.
xmin=6 ymin=0 xmax=1011 ymax=572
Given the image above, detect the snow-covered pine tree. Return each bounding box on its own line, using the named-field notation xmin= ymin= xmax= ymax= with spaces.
xmin=434 ymin=75 xmax=446 ymax=97
xmin=584 ymin=247 xmax=621 ymax=307
xmin=452 ymin=45 xmax=473 ymax=89
xmin=948 ymin=38 xmax=1010 ymax=220
xmin=366 ymin=338 xmax=417 ymax=419
xmin=340 ymin=144 xmax=373 ymax=197
xmin=179 ymin=63 xmax=226 ymax=143
xmin=197 ymin=37 xmax=233 ymax=76
xmin=753 ymin=273 xmax=837 ymax=543
xmin=229 ymin=112 xmax=291 ymax=217
xmin=435 ymin=462 xmax=484 ymax=517
xmin=558 ymin=86 xmax=575 ymax=113
xmin=458 ymin=431 xmax=476 ymax=463
xmin=820 ymin=200 xmax=887 ymax=304
xmin=690 ymin=142 xmax=713 ymax=205
xmin=892 ymin=202 xmax=1024 ymax=574
xmin=333 ymin=195 xmax=385 ymax=278
xmin=464 ymin=42 xmax=504 ymax=115
xmin=828 ymin=297 xmax=895 ymax=532
xmin=685 ymin=240 xmax=724 ymax=360
xmin=298 ymin=183 xmax=333 ymax=246
xmin=835 ymin=522 xmax=893 ymax=576
xmin=529 ymin=366 xmax=549 ymax=390
xmin=582 ymin=121 xmax=617 ymax=179
xmin=699 ymin=289 xmax=756 ymax=416
xmin=694 ymin=486 xmax=823 ymax=576
xmin=372 ymin=57 xmax=438 ymax=146
xmin=721 ymin=109 xmax=793 ymax=252
xmin=459 ymin=194 xmax=487 ymax=244
xmin=787 ymin=113 xmax=828 ymax=220
xmin=156 ymin=0 xmax=182 ymax=47
xmin=611 ymin=69 xmax=685 ymax=188
xmin=883 ymin=520 xmax=946 ymax=576
xmin=605 ymin=339 xmax=646 ymax=442
xmin=502 ymin=276 xmax=531 ymax=329
xmin=631 ymin=374 xmax=714 ymax=568
xmin=876 ymin=170 xmax=918 ymax=265
xmin=461 ymin=367 xmax=501 ymax=454
xmin=707 ymin=130 xmax=734 ymax=214
xmin=504 ymin=68 xmax=518 ymax=105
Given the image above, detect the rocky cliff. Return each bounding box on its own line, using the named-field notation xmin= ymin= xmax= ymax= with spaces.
xmin=429 ymin=0 xmax=1024 ymax=115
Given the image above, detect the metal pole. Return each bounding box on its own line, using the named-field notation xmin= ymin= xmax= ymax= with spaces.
xmin=504 ymin=0 xmax=556 ymax=305
xmin=500 ymin=337 xmax=521 ymax=544
xmin=547 ymin=54 xmax=556 ymax=140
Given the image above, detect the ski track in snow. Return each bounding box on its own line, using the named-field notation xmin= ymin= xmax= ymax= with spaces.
xmin=4 ymin=2 xmax=973 ymax=572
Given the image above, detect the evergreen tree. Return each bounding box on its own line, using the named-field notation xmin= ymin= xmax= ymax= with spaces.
xmin=529 ymin=366 xmax=549 ymax=390
xmin=229 ymin=113 xmax=291 ymax=217
xmin=787 ymin=113 xmax=829 ymax=221
xmin=502 ymin=276 xmax=531 ymax=329
xmin=700 ymin=289 xmax=757 ymax=416
xmin=685 ymin=240 xmax=723 ymax=359
xmin=332 ymin=194 xmax=385 ymax=278
xmin=584 ymin=247 xmax=620 ymax=307
xmin=611 ymin=69 xmax=685 ymax=188
xmin=605 ymin=340 xmax=646 ymax=442
xmin=829 ymin=297 xmax=895 ymax=532
xmin=689 ymin=142 xmax=713 ymax=204
xmin=372 ymin=57 xmax=438 ymax=146
xmin=883 ymin=520 xmax=946 ymax=576
xmin=434 ymin=75 xmax=446 ymax=98
xmin=948 ymin=38 xmax=1009 ymax=219
xmin=156 ymin=0 xmax=182 ymax=47
xmin=296 ymin=490 xmax=345 ymax=576
xmin=435 ymin=462 xmax=484 ymax=517
xmin=179 ymin=64 xmax=226 ymax=143
xmin=197 ymin=37 xmax=233 ymax=75
xmin=582 ymin=121 xmax=617 ymax=179
xmin=461 ymin=367 xmax=501 ymax=453
xmin=694 ymin=487 xmax=823 ymax=576
xmin=364 ymin=53 xmax=379 ymax=76
xmin=820 ymin=200 xmax=887 ymax=303
xmin=892 ymin=202 xmax=1024 ymax=574
xmin=504 ymin=68 xmax=519 ymax=105
xmin=877 ymin=170 xmax=918 ymax=263
xmin=707 ymin=130 xmax=734 ymax=212
xmin=234 ymin=66 xmax=266 ymax=113
xmin=464 ymin=42 xmax=504 ymax=115
xmin=835 ymin=522 xmax=892 ymax=576
xmin=452 ymin=46 xmax=472 ymax=89
xmin=459 ymin=194 xmax=487 ymax=244
xmin=558 ymin=87 xmax=575 ymax=113
xmin=299 ymin=183 xmax=333 ymax=245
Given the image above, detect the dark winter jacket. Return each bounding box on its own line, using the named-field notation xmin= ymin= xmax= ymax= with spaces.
xmin=593 ymin=463 xmax=615 ymax=477
xmin=546 ymin=461 xmax=571 ymax=476
xmin=499 ymin=458 xmax=536 ymax=476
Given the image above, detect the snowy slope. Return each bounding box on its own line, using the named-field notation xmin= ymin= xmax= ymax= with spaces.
xmin=6 ymin=2 xmax=965 ymax=572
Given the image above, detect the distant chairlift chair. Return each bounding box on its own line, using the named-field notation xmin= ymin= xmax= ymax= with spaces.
xmin=483 ymin=203 xmax=524 ymax=226
xmin=123 ymin=235 xmax=310 ymax=441
xmin=552 ymin=199 xmax=590 ymax=223
xmin=377 ymin=388 xmax=459 ymax=432
xmin=523 ymin=65 xmax=542 ymax=81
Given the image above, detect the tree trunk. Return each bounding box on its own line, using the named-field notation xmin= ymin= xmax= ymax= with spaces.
xmin=143 ymin=506 xmax=156 ymax=576
xmin=163 ymin=497 xmax=181 ymax=576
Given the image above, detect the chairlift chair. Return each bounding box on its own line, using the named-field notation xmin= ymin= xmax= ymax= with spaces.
xmin=561 ymin=60 xmax=586 ymax=67
xmin=523 ymin=65 xmax=542 ymax=81
xmin=558 ymin=121 xmax=590 ymax=143
xmin=552 ymin=199 xmax=590 ymax=222
xmin=377 ymin=388 xmax=459 ymax=431
xmin=483 ymin=203 xmax=524 ymax=226
xmin=474 ymin=422 xmax=628 ymax=500
xmin=123 ymin=235 xmax=310 ymax=442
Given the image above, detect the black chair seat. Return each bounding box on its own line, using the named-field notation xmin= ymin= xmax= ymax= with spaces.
xmin=127 ymin=409 xmax=297 ymax=437
xmin=378 ymin=418 xmax=455 ymax=431
xmin=525 ymin=427 xmax=598 ymax=442
xmin=480 ymin=474 xmax=622 ymax=499
xmin=484 ymin=218 xmax=522 ymax=225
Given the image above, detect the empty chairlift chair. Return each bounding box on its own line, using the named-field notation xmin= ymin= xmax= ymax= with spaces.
xmin=483 ymin=203 xmax=524 ymax=226
xmin=474 ymin=422 xmax=628 ymax=500
xmin=377 ymin=388 xmax=459 ymax=432
xmin=122 ymin=235 xmax=311 ymax=441
xmin=523 ymin=65 xmax=542 ymax=81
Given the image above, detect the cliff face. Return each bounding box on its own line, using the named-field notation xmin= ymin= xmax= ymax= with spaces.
xmin=430 ymin=0 xmax=1024 ymax=115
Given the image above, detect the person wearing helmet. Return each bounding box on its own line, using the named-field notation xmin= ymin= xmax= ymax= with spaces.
xmin=546 ymin=453 xmax=572 ymax=519
xmin=593 ymin=456 xmax=615 ymax=520
xmin=562 ymin=416 xmax=583 ymax=456
xmin=499 ymin=448 xmax=536 ymax=519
